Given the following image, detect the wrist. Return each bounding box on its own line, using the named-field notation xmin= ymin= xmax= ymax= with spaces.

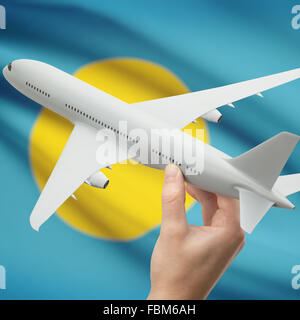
xmin=147 ymin=286 xmax=208 ymax=300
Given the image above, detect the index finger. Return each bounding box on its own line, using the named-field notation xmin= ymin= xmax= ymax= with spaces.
xmin=212 ymin=195 xmax=241 ymax=230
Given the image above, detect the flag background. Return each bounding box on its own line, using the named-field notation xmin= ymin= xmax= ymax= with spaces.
xmin=1 ymin=0 xmax=300 ymax=299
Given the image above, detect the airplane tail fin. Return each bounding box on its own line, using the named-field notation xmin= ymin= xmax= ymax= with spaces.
xmin=227 ymin=132 xmax=300 ymax=233
xmin=227 ymin=132 xmax=300 ymax=189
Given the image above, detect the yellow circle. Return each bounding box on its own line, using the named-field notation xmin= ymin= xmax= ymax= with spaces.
xmin=30 ymin=58 xmax=209 ymax=240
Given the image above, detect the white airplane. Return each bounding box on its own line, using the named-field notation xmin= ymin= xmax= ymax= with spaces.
xmin=3 ymin=59 xmax=300 ymax=233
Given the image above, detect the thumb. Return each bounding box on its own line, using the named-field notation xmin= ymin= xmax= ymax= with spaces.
xmin=161 ymin=164 xmax=188 ymax=235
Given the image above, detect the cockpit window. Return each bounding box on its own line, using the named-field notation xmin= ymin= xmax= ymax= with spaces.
xmin=7 ymin=63 xmax=12 ymax=71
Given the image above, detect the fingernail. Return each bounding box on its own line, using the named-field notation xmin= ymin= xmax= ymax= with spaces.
xmin=165 ymin=164 xmax=179 ymax=181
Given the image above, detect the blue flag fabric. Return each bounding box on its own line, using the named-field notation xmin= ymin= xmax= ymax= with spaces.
xmin=1 ymin=0 xmax=300 ymax=299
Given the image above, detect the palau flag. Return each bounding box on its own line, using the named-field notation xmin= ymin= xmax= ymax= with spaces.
xmin=1 ymin=0 xmax=300 ymax=299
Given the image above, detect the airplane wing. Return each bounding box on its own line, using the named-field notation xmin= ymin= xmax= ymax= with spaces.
xmin=131 ymin=68 xmax=300 ymax=128
xmin=30 ymin=122 xmax=133 ymax=231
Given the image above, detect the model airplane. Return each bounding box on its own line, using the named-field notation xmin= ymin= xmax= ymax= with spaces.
xmin=3 ymin=59 xmax=300 ymax=233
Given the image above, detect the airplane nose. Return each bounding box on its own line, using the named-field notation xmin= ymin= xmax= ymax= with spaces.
xmin=2 ymin=62 xmax=13 ymax=81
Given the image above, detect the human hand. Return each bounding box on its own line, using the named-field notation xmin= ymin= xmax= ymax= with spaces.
xmin=148 ymin=164 xmax=245 ymax=300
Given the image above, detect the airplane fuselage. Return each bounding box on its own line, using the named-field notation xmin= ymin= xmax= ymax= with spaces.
xmin=3 ymin=59 xmax=293 ymax=210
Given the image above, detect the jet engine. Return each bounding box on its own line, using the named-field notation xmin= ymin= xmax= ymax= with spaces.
xmin=85 ymin=171 xmax=109 ymax=189
xmin=201 ymin=109 xmax=222 ymax=123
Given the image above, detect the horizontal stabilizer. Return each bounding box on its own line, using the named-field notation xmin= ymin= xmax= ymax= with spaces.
xmin=228 ymin=132 xmax=300 ymax=189
xmin=238 ymin=188 xmax=274 ymax=233
xmin=274 ymin=174 xmax=300 ymax=196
